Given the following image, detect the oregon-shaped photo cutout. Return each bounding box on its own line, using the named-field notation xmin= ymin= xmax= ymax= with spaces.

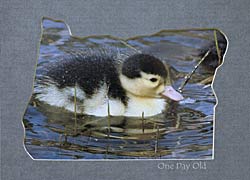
xmin=23 ymin=17 xmax=228 ymax=160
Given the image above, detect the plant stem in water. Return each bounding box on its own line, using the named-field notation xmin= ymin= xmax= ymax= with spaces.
xmin=74 ymin=84 xmax=77 ymax=134
xmin=141 ymin=112 xmax=145 ymax=134
xmin=178 ymin=50 xmax=211 ymax=92
xmin=107 ymin=98 xmax=111 ymax=136
xmin=155 ymin=125 xmax=160 ymax=157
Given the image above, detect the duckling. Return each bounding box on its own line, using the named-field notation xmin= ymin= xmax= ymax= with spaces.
xmin=34 ymin=53 xmax=184 ymax=117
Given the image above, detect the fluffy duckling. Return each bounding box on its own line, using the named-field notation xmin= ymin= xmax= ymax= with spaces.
xmin=35 ymin=53 xmax=184 ymax=117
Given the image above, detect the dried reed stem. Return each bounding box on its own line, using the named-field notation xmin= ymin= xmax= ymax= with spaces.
xmin=214 ymin=30 xmax=222 ymax=64
xmin=119 ymin=40 xmax=142 ymax=53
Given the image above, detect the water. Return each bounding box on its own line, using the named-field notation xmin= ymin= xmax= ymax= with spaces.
xmin=23 ymin=18 xmax=227 ymax=159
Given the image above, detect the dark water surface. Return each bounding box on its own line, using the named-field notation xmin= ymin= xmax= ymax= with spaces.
xmin=23 ymin=18 xmax=227 ymax=159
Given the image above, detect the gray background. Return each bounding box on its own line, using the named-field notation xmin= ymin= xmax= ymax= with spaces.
xmin=1 ymin=0 xmax=249 ymax=179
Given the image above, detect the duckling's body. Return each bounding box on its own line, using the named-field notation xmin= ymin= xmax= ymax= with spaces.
xmin=35 ymin=54 xmax=183 ymax=117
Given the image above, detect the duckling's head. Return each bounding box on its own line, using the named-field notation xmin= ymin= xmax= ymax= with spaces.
xmin=120 ymin=54 xmax=184 ymax=101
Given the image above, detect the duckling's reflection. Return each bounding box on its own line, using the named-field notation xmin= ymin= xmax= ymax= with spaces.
xmin=31 ymin=99 xmax=206 ymax=158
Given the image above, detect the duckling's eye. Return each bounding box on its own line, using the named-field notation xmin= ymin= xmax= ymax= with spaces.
xmin=149 ymin=78 xmax=158 ymax=82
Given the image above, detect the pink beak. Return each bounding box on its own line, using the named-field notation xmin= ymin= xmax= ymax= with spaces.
xmin=161 ymin=86 xmax=184 ymax=101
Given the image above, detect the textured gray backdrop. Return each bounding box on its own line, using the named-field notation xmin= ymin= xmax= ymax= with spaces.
xmin=1 ymin=0 xmax=250 ymax=180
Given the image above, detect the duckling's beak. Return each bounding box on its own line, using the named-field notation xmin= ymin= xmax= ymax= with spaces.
xmin=161 ymin=86 xmax=184 ymax=101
